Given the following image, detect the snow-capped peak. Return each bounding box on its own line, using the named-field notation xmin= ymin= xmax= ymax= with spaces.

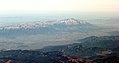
xmin=60 ymin=18 xmax=86 ymax=24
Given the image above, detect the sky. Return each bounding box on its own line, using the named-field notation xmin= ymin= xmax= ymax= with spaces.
xmin=0 ymin=0 xmax=119 ymax=14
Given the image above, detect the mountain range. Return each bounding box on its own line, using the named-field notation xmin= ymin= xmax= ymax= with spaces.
xmin=0 ymin=18 xmax=117 ymax=50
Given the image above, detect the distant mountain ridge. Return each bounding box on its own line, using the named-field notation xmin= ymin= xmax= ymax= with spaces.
xmin=0 ymin=18 xmax=88 ymax=30
xmin=0 ymin=18 xmax=97 ymax=38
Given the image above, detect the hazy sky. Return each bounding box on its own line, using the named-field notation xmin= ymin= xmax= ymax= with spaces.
xmin=0 ymin=0 xmax=119 ymax=15
xmin=0 ymin=0 xmax=119 ymax=27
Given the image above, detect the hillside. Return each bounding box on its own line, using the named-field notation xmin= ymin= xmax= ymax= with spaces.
xmin=41 ymin=35 xmax=119 ymax=58
xmin=0 ymin=35 xmax=119 ymax=63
